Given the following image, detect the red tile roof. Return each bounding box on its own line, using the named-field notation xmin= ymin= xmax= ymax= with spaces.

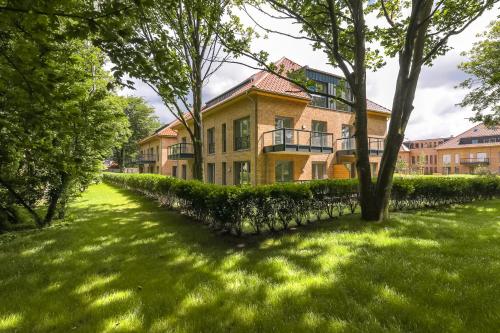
xmin=138 ymin=124 xmax=178 ymax=144
xmin=156 ymin=126 xmax=177 ymax=137
xmin=171 ymin=57 xmax=390 ymax=128
xmin=436 ymin=123 xmax=500 ymax=149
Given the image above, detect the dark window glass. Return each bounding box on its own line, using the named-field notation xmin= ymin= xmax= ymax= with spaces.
xmin=234 ymin=117 xmax=250 ymax=150
xmin=275 ymin=160 xmax=293 ymax=182
xmin=222 ymin=162 xmax=227 ymax=185
xmin=234 ymin=161 xmax=250 ymax=185
xmin=207 ymin=127 xmax=215 ymax=154
xmin=222 ymin=123 xmax=226 ymax=153
xmin=207 ymin=163 xmax=215 ymax=183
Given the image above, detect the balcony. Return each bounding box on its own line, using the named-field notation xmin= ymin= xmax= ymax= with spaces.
xmin=336 ymin=137 xmax=384 ymax=157
xmin=460 ymin=158 xmax=489 ymax=165
xmin=167 ymin=143 xmax=194 ymax=160
xmin=135 ymin=154 xmax=156 ymax=164
xmin=262 ymin=128 xmax=334 ymax=154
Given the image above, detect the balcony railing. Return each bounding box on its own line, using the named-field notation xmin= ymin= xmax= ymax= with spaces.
xmin=460 ymin=158 xmax=489 ymax=165
xmin=135 ymin=154 xmax=157 ymax=164
xmin=235 ymin=135 xmax=250 ymax=150
xmin=336 ymin=137 xmax=384 ymax=156
xmin=167 ymin=143 xmax=194 ymax=160
xmin=262 ymin=128 xmax=334 ymax=154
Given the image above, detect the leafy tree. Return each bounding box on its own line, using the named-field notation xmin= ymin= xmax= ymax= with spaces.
xmin=395 ymin=158 xmax=409 ymax=174
xmin=458 ymin=21 xmax=500 ymax=127
xmin=95 ymin=0 xmax=251 ymax=180
xmin=235 ymin=0 xmax=495 ymax=220
xmin=113 ymin=96 xmax=160 ymax=169
xmin=0 ymin=15 xmax=129 ymax=227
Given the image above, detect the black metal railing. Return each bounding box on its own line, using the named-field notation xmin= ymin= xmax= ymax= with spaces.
xmin=460 ymin=158 xmax=489 ymax=165
xmin=135 ymin=154 xmax=156 ymax=164
xmin=336 ymin=136 xmax=384 ymax=155
xmin=208 ymin=142 xmax=215 ymax=154
xmin=235 ymin=135 xmax=250 ymax=150
xmin=167 ymin=143 xmax=194 ymax=160
xmin=262 ymin=128 xmax=334 ymax=153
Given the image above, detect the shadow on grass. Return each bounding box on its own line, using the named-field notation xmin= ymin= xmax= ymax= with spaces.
xmin=0 ymin=184 xmax=498 ymax=332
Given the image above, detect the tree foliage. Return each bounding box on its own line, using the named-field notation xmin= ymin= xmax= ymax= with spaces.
xmin=458 ymin=20 xmax=500 ymax=127
xmin=95 ymin=0 xmax=251 ymax=180
xmin=112 ymin=96 xmax=160 ymax=169
xmin=237 ymin=0 xmax=496 ymax=220
xmin=0 ymin=6 xmax=129 ymax=227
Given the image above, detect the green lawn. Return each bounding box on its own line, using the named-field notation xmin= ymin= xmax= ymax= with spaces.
xmin=0 ymin=183 xmax=499 ymax=333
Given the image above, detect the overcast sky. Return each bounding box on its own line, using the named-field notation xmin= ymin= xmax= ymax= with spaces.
xmin=119 ymin=6 xmax=498 ymax=141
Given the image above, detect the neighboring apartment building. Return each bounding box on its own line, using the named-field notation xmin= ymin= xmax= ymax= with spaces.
xmin=398 ymin=137 xmax=451 ymax=174
xmin=436 ymin=123 xmax=500 ymax=175
xmin=167 ymin=57 xmax=391 ymax=185
xmin=137 ymin=125 xmax=178 ymax=175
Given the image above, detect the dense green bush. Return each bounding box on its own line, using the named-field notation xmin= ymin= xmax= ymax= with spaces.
xmin=103 ymin=173 xmax=500 ymax=235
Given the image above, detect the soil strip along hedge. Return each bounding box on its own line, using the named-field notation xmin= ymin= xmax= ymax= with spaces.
xmin=103 ymin=173 xmax=499 ymax=236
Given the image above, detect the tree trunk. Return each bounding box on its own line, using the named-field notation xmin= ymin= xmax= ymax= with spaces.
xmin=43 ymin=173 xmax=70 ymax=225
xmin=191 ymin=56 xmax=204 ymax=181
xmin=0 ymin=178 xmax=43 ymax=227
xmin=371 ymin=0 xmax=433 ymax=221
xmin=351 ymin=0 xmax=378 ymax=220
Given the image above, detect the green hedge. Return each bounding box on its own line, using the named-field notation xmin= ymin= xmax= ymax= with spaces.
xmin=103 ymin=173 xmax=499 ymax=235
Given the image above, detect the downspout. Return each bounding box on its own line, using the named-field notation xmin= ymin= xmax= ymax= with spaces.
xmin=245 ymin=90 xmax=258 ymax=185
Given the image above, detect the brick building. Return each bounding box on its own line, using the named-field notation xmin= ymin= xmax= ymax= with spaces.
xmin=167 ymin=57 xmax=391 ymax=185
xmin=436 ymin=123 xmax=500 ymax=175
xmin=398 ymin=137 xmax=451 ymax=174
xmin=137 ymin=125 xmax=178 ymax=175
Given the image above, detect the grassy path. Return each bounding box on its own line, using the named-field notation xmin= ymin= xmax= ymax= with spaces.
xmin=0 ymin=183 xmax=499 ymax=332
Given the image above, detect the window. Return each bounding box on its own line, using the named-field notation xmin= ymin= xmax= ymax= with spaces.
xmin=477 ymin=152 xmax=487 ymax=162
xmin=454 ymin=167 xmax=460 ymax=174
xmin=181 ymin=165 xmax=187 ymax=180
xmin=455 ymin=154 xmax=460 ymax=164
xmin=182 ymin=137 xmax=187 ymax=143
xmin=222 ymin=123 xmax=226 ymax=153
xmin=234 ymin=117 xmax=250 ymax=150
xmin=341 ymin=124 xmax=353 ymax=150
xmin=275 ymin=160 xmax=293 ymax=182
xmin=311 ymin=81 xmax=328 ymax=108
xmin=311 ymin=120 xmax=328 ymax=147
xmin=222 ymin=162 xmax=227 ymax=185
xmin=156 ymin=146 xmax=159 ymax=161
xmin=434 ymin=155 xmax=437 ymax=164
xmin=411 ymin=156 xmax=416 ymax=165
xmin=443 ymin=155 xmax=451 ymax=164
xmin=275 ymin=117 xmax=294 ymax=145
xmin=207 ymin=127 xmax=215 ymax=154
xmin=425 ymin=155 xmax=428 ymax=164
xmin=442 ymin=167 xmax=451 ymax=175
xmin=312 ymin=162 xmax=327 ymax=180
xmin=156 ymin=166 xmax=159 ymax=174
xmin=207 ymin=163 xmax=215 ymax=183
xmin=335 ymin=82 xmax=351 ymax=111
xmin=234 ymin=161 xmax=250 ymax=185
xmin=172 ymin=166 xmax=177 ymax=178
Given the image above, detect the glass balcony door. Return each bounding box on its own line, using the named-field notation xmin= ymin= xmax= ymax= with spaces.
xmin=274 ymin=117 xmax=293 ymax=145
xmin=311 ymin=121 xmax=327 ymax=146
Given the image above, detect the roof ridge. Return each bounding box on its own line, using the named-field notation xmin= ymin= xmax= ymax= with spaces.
xmin=452 ymin=122 xmax=483 ymax=139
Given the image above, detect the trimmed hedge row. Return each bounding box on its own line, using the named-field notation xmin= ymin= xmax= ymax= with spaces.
xmin=103 ymin=173 xmax=499 ymax=235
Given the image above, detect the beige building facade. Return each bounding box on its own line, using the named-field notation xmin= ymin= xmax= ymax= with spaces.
xmin=137 ymin=126 xmax=178 ymax=176
xmin=436 ymin=124 xmax=500 ymax=175
xmin=398 ymin=137 xmax=450 ymax=174
xmin=168 ymin=57 xmax=391 ymax=185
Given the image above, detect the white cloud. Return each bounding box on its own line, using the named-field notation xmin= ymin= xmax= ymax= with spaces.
xmin=120 ymin=6 xmax=497 ymax=139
